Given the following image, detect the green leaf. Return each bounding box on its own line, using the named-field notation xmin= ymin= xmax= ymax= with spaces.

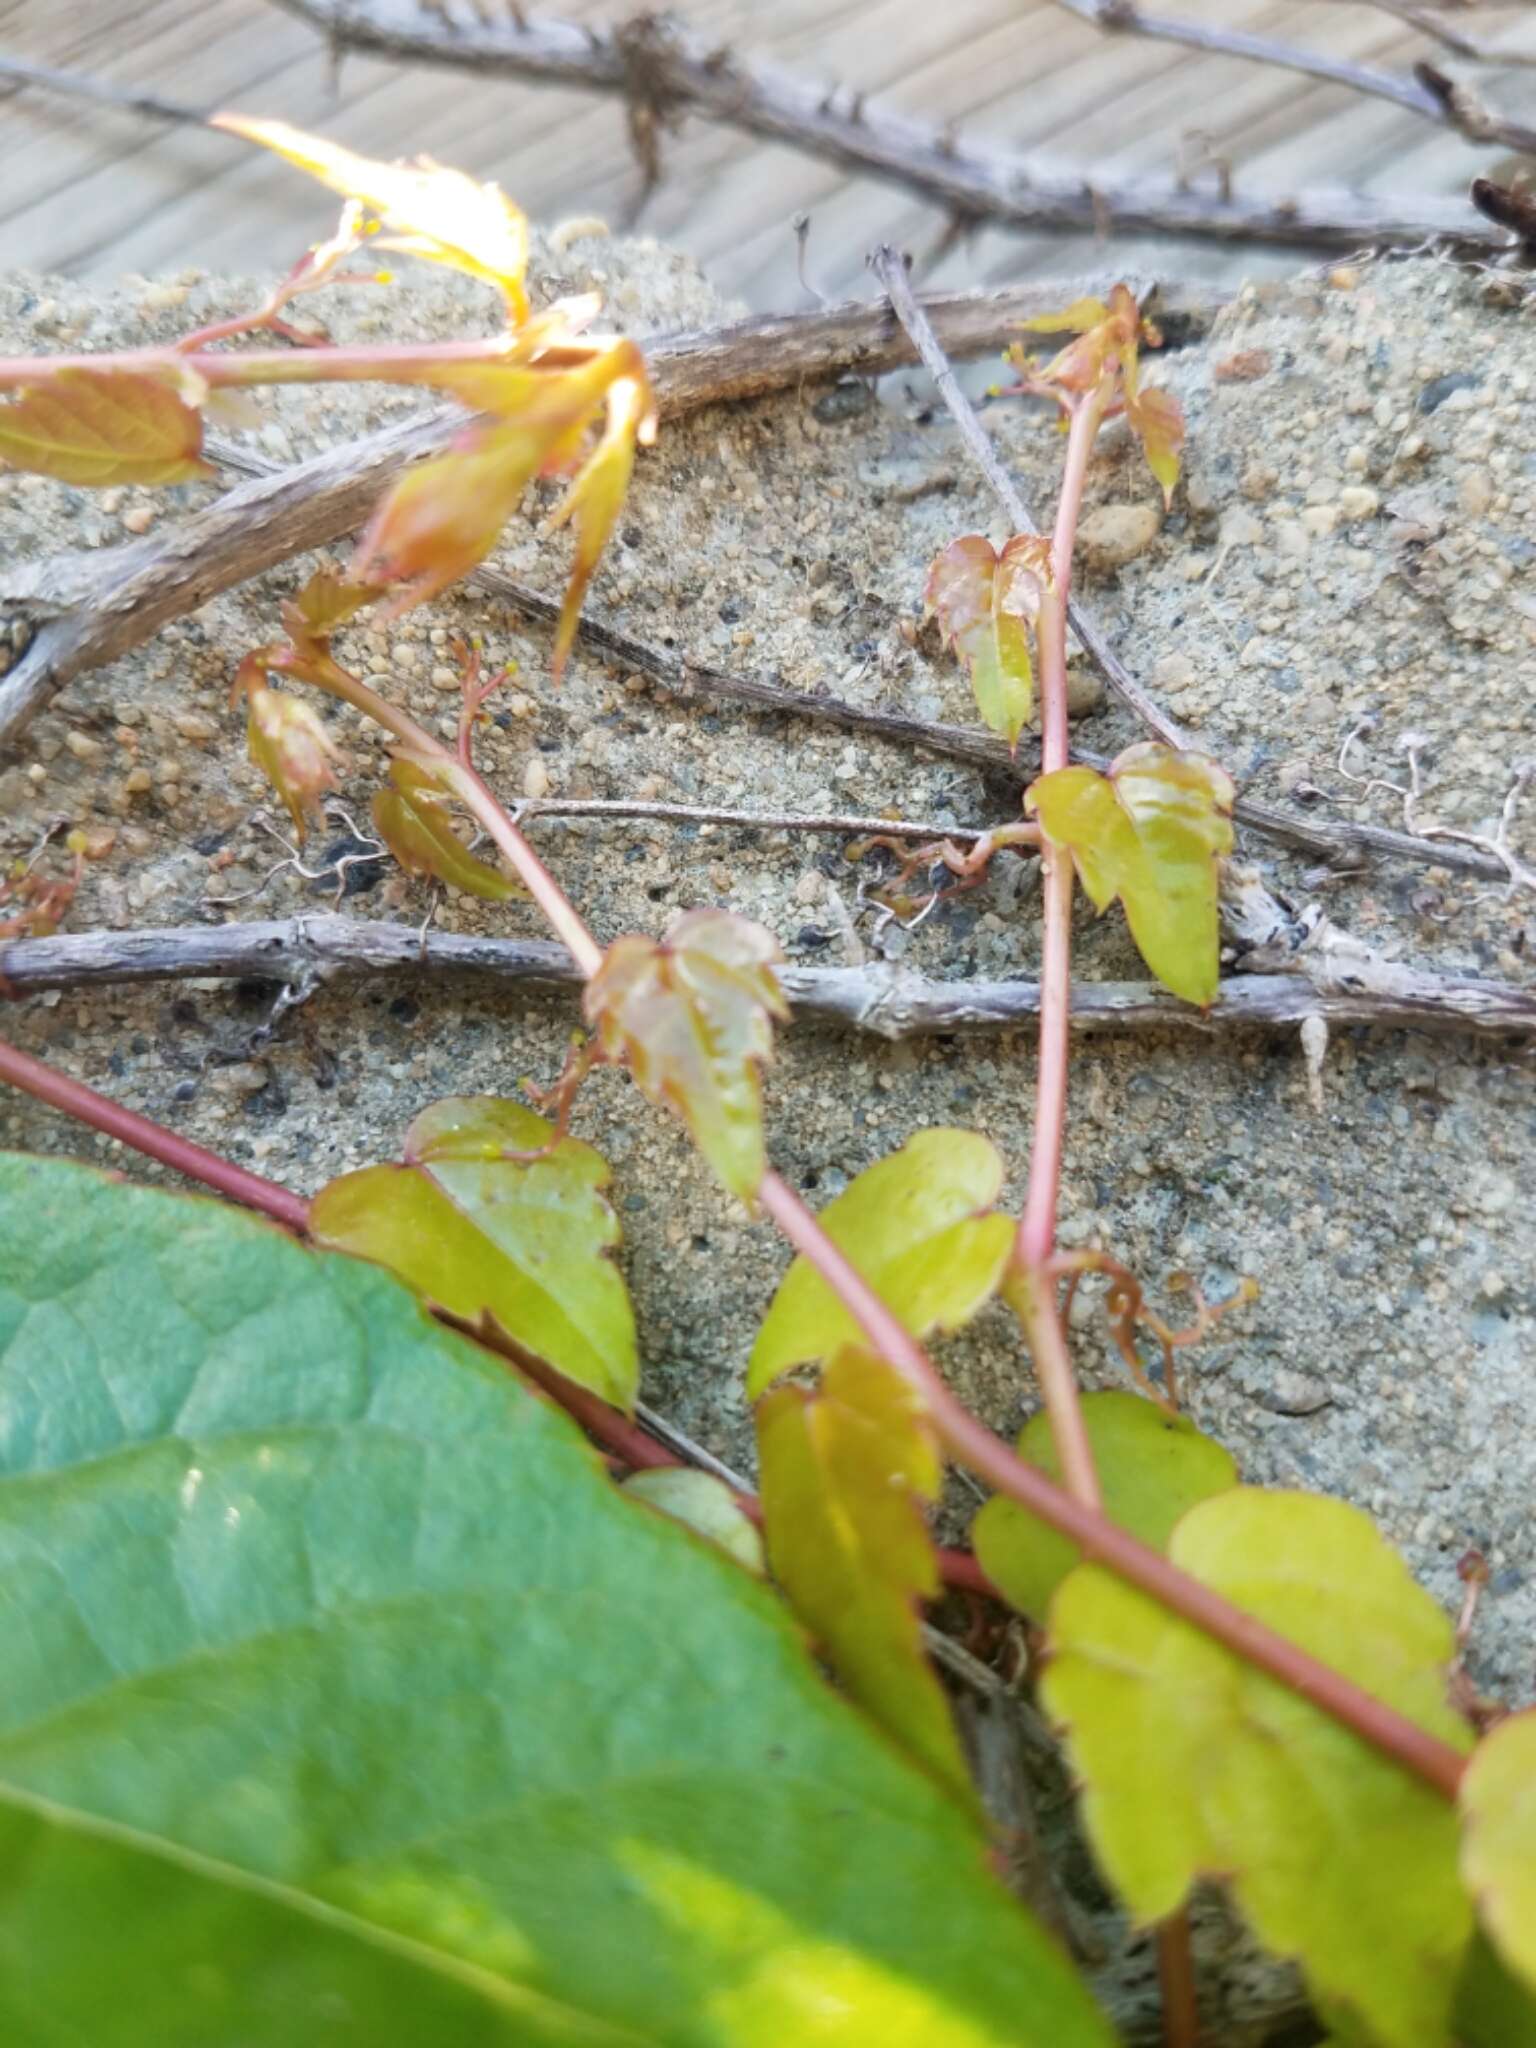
xmin=309 ymin=1095 xmax=638 ymax=1411
xmin=924 ymin=534 xmax=1047 ymax=747
xmin=1461 ymin=1710 xmax=1536 ymax=1997
xmin=371 ymin=757 xmax=522 ymax=901
xmin=748 ymin=1129 xmax=1012 ymax=1396
xmin=621 ymin=1468 xmax=764 ymax=1576
xmin=1456 ymin=1935 xmax=1536 ymax=2048
xmin=1027 ymin=742 xmax=1234 ymax=1006
xmin=972 ymin=1390 xmax=1236 ymax=1621
xmin=757 ymin=1348 xmax=973 ymax=1807
xmin=0 ymin=1782 xmax=633 ymax=2047
xmin=0 ymin=365 xmax=212 ymax=486
xmin=1042 ymin=1488 xmax=1473 ymax=2048
xmin=584 ymin=909 xmax=788 ymax=1207
xmin=0 ymin=1152 xmax=1110 ymax=2048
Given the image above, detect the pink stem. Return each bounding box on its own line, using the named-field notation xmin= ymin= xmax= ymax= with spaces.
xmin=0 ymin=1034 xmax=310 ymax=1233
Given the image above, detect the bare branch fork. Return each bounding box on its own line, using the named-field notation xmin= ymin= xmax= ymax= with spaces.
xmin=265 ymin=0 xmax=1505 ymax=259
xmin=3 ymin=913 xmax=1531 ymax=1039
xmin=0 ymin=274 xmax=1222 ymax=750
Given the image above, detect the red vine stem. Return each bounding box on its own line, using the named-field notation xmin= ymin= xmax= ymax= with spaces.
xmin=0 ymin=1034 xmax=311 ymax=1233
xmin=2 ymin=646 xmax=1469 ymax=1802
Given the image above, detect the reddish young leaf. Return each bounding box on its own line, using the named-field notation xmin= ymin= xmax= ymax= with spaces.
xmin=584 ymin=909 xmax=787 ymax=1205
xmin=213 ymin=115 xmax=530 ymax=320
xmin=1028 ymin=742 xmax=1234 ymax=1006
xmin=244 ymin=678 xmax=340 ymax=840
xmin=924 ymin=533 xmax=1049 ymax=747
xmin=757 ymin=1347 xmax=975 ymax=1807
xmin=548 ymin=370 xmax=651 ymax=677
xmin=1123 ymin=380 xmax=1185 ymax=508
xmin=0 ymin=366 xmax=211 ymax=487
xmin=371 ymin=758 xmax=521 ymax=901
xmin=1012 ymin=282 xmax=1183 ymax=501
xmin=280 ymin=566 xmax=382 ymax=648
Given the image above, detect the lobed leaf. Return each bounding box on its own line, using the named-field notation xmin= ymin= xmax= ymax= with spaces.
xmin=748 ymin=1129 xmax=1012 ymax=1396
xmin=0 ymin=1151 xmax=1111 ymax=2047
xmin=213 ymin=115 xmax=530 ymax=319
xmin=0 ymin=366 xmax=211 ymax=487
xmin=584 ymin=909 xmax=787 ymax=1206
xmin=371 ymin=757 xmax=521 ymax=901
xmin=972 ymin=1390 xmax=1236 ymax=1621
xmin=756 ymin=1348 xmax=973 ymax=1805
xmin=244 ymin=678 xmax=340 ymax=841
xmin=1027 ymin=741 xmax=1234 ymax=1006
xmin=621 ymin=1468 xmax=764 ymax=1576
xmin=924 ymin=533 xmax=1048 ymax=747
xmin=1043 ymin=1488 xmax=1474 ymax=2048
xmin=1460 ymin=1710 xmax=1536 ymax=1998
xmin=310 ymin=1095 xmax=637 ymax=1410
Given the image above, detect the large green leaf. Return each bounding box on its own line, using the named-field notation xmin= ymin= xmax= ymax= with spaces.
xmin=0 ymin=1152 xmax=1108 ymax=2048
xmin=309 ymin=1095 xmax=638 ymax=1410
xmin=972 ymin=1390 xmax=1236 ymax=1621
xmin=1042 ymin=1488 xmax=1473 ymax=2048
xmin=0 ymin=1782 xmax=633 ymax=2046
xmin=748 ymin=1129 xmax=1013 ymax=1395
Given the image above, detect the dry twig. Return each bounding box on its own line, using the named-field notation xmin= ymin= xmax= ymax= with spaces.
xmin=3 ymin=914 xmax=1530 ymax=1039
xmin=266 ymin=0 xmax=1499 ymax=258
xmin=1053 ymin=0 xmax=1536 ymax=147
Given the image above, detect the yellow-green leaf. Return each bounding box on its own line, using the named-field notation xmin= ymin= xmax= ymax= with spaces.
xmin=1124 ymin=380 xmax=1184 ymax=506
xmin=584 ymin=909 xmax=787 ymax=1206
xmin=1027 ymin=741 xmax=1234 ymax=1006
xmin=1461 ymin=1710 xmax=1536 ymax=1998
xmin=1043 ymin=1488 xmax=1474 ymax=2048
xmin=972 ymin=1390 xmax=1236 ymax=1620
xmin=757 ymin=1348 xmax=974 ymax=1806
xmin=924 ymin=533 xmax=1047 ymax=747
xmin=1016 ymin=296 xmax=1112 ymax=336
xmin=0 ymin=366 xmax=211 ymax=486
xmin=622 ymin=1468 xmax=765 ymax=1576
xmin=213 ymin=115 xmax=530 ymax=319
xmin=310 ymin=1095 xmax=638 ymax=1410
xmin=749 ymin=1129 xmax=1012 ymax=1396
xmin=282 ymin=566 xmax=381 ymax=645
xmin=371 ymin=758 xmax=521 ymax=901
xmin=548 ymin=369 xmax=650 ymax=679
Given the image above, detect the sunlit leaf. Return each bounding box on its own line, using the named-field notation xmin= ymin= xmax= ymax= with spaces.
xmin=1461 ymin=1710 xmax=1536 ymax=1998
xmin=548 ymin=371 xmax=649 ymax=678
xmin=1043 ymin=1488 xmax=1474 ymax=2048
xmin=757 ymin=1347 xmax=973 ymax=1806
xmin=244 ymin=679 xmax=339 ymax=841
xmin=371 ymin=757 xmax=521 ymax=901
xmin=0 ymin=1151 xmax=1112 ymax=2047
xmin=584 ymin=909 xmax=787 ymax=1206
xmin=749 ymin=1129 xmax=1012 ymax=1396
xmin=213 ymin=115 xmax=530 ymax=319
xmin=0 ymin=366 xmax=211 ymax=486
xmin=972 ymin=1390 xmax=1236 ymax=1621
xmin=1123 ymin=380 xmax=1184 ymax=507
xmin=1016 ymin=296 xmax=1111 ymax=336
xmin=924 ymin=533 xmax=1047 ymax=747
xmin=1027 ymin=741 xmax=1234 ymax=1006
xmin=622 ymin=1468 xmax=764 ymax=1576
xmin=310 ymin=1095 xmax=637 ymax=1410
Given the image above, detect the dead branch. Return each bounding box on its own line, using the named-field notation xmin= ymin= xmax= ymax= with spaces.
xmin=1053 ymin=0 xmax=1536 ymax=148
xmin=1328 ymin=3 xmax=1536 ymax=71
xmin=2 ymin=913 xmax=1530 ymax=1039
xmin=0 ymin=275 xmax=1221 ymax=751
xmin=0 ymin=54 xmax=213 ymax=126
xmin=266 ymin=0 xmax=1500 ymax=258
